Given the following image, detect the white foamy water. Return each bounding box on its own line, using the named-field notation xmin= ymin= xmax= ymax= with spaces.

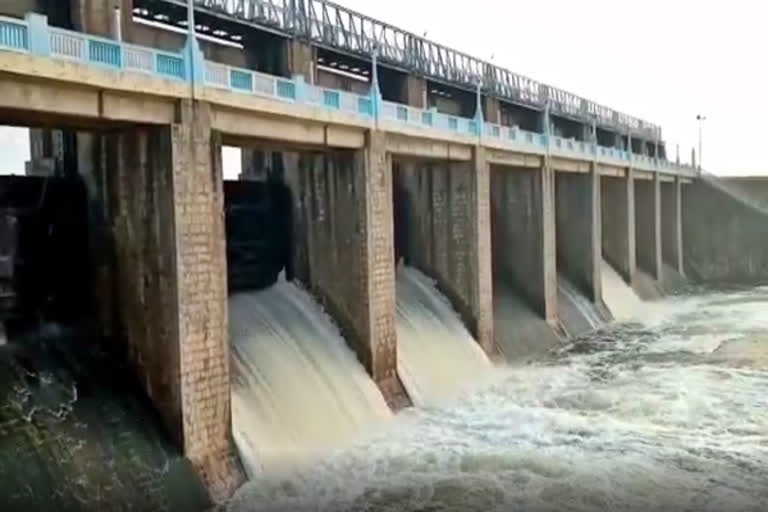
xmin=230 ymin=285 xmax=768 ymax=512
xmin=229 ymin=277 xmax=392 ymax=478
xmin=557 ymin=275 xmax=605 ymax=335
xmin=395 ymin=266 xmax=491 ymax=405
xmin=601 ymin=259 xmax=645 ymax=321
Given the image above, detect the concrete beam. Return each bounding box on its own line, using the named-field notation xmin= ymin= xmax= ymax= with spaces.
xmin=551 ymin=157 xmax=590 ymax=173
xmin=386 ymin=132 xmax=472 ymax=160
xmin=485 ymin=148 xmax=542 ymax=168
xmin=0 ymin=52 xmax=188 ymax=100
xmin=211 ymin=108 xmax=366 ymax=148
xmin=597 ymin=164 xmax=626 ymax=177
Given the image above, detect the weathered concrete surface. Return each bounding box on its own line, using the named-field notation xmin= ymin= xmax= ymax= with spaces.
xmin=661 ymin=177 xmax=684 ymax=274
xmin=682 ymin=177 xmax=768 ymax=283
xmin=554 ymin=169 xmax=601 ymax=303
xmin=393 ymin=151 xmax=494 ymax=356
xmin=493 ymin=282 xmax=561 ymax=361
xmin=601 ymin=173 xmax=636 ymax=283
xmin=282 ymin=133 xmax=408 ymax=408
xmin=635 ymin=174 xmax=662 ymax=281
xmin=719 ymin=176 xmax=768 ymax=209
xmin=490 ymin=166 xmax=557 ymax=324
xmin=107 ymin=101 xmax=243 ymax=502
xmin=402 ymin=75 xmax=426 ymax=108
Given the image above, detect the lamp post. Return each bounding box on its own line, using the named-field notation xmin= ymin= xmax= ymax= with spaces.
xmin=187 ymin=0 xmax=195 ymax=37
xmin=696 ymin=114 xmax=706 ymax=171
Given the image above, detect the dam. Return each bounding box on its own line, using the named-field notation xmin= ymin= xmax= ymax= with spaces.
xmin=0 ymin=0 xmax=766 ymax=510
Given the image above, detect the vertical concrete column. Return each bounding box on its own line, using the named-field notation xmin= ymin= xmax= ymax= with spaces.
xmin=294 ymin=132 xmax=401 ymax=403
xmin=361 ymin=131 xmax=399 ymax=390
xmin=470 ymin=147 xmax=494 ymax=354
xmin=635 ymin=172 xmax=663 ymax=281
xmin=542 ymin=165 xmax=558 ymax=324
xmin=403 ymin=75 xmax=427 ymax=108
xmin=491 ymin=166 xmax=557 ymax=324
xmin=287 ymin=39 xmax=314 ymax=82
xmin=70 ymin=0 xmax=113 ymax=36
xmin=554 ymin=168 xmax=602 ymax=302
xmin=626 ymin=168 xmax=638 ymax=282
xmin=109 ymin=100 xmax=243 ymax=502
xmin=662 ymin=176 xmax=684 ymax=274
xmin=484 ymin=97 xmax=501 ymax=125
xmin=600 ymin=169 xmax=637 ymax=283
xmin=393 ymin=151 xmax=494 ymax=355
xmin=171 ymin=101 xmax=242 ymax=500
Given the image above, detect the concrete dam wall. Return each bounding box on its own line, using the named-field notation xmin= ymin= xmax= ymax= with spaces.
xmin=683 ymin=176 xmax=768 ymax=283
xmin=719 ymin=176 xmax=768 ymax=209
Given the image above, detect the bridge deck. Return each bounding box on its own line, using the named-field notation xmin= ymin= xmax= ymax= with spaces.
xmin=0 ymin=13 xmax=696 ymax=179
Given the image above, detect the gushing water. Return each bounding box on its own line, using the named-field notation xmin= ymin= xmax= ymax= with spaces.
xmin=557 ymin=275 xmax=605 ymax=335
xmin=229 ymin=276 xmax=392 ymax=478
xmin=395 ymin=266 xmax=491 ymax=405
xmin=230 ymin=285 xmax=768 ymax=512
xmin=601 ymin=259 xmax=645 ymax=321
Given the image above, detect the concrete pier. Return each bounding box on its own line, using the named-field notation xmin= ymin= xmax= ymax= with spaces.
xmin=554 ymin=168 xmax=602 ymax=303
xmin=601 ymin=172 xmax=637 ymax=283
xmin=392 ymin=149 xmax=494 ymax=356
xmin=661 ymin=177 xmax=684 ymax=275
xmin=635 ymin=174 xmax=663 ymax=282
xmin=490 ymin=167 xmax=557 ymax=325
xmin=280 ymin=133 xmax=404 ymax=405
xmin=107 ymin=101 xmax=242 ymax=500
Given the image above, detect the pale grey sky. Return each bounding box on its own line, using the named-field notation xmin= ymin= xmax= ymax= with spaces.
xmin=2 ymin=0 xmax=765 ymax=175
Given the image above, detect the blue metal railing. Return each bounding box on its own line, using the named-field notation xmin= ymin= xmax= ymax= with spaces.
xmin=156 ymin=53 xmax=185 ymax=79
xmin=323 ymin=90 xmax=340 ymax=109
xmin=0 ymin=17 xmax=28 ymax=51
xmin=0 ymin=12 xmax=696 ymax=177
xmin=276 ymin=80 xmax=296 ymax=100
xmin=89 ymin=39 xmax=121 ymax=67
xmin=230 ymin=68 xmax=253 ymax=91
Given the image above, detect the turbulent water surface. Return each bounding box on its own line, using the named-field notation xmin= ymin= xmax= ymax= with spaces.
xmin=231 ymin=284 xmax=768 ymax=512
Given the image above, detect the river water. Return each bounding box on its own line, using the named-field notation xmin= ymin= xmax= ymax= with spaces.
xmin=230 ymin=284 xmax=768 ymax=512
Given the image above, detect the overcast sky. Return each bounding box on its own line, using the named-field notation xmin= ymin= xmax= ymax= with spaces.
xmin=1 ymin=0 xmax=765 ymax=175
